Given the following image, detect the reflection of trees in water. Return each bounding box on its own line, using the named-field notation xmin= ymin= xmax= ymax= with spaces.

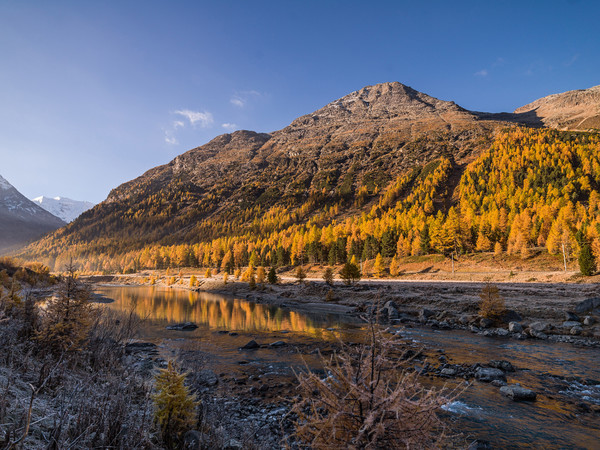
xmin=100 ymin=287 xmax=339 ymax=336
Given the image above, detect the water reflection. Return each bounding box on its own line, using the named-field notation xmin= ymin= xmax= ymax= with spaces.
xmin=95 ymin=286 xmax=353 ymax=337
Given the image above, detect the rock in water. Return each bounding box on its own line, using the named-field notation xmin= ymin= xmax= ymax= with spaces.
xmin=166 ymin=322 xmax=198 ymax=331
xmin=240 ymin=340 xmax=260 ymax=350
xmin=564 ymin=311 xmax=580 ymax=322
xmin=500 ymin=385 xmax=537 ymax=401
xmin=509 ymin=322 xmax=523 ymax=333
xmin=475 ymin=367 xmax=506 ymax=383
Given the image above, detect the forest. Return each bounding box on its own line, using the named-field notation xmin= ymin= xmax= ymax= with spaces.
xmin=20 ymin=128 xmax=600 ymax=275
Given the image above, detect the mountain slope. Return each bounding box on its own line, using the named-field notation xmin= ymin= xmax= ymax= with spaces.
xmin=514 ymin=85 xmax=600 ymax=131
xmin=31 ymin=196 xmax=95 ymax=223
xmin=19 ymin=82 xmax=600 ymax=270
xmin=0 ymin=175 xmax=66 ymax=254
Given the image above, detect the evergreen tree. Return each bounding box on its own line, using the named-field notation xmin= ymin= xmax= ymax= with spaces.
xmin=579 ymin=243 xmax=596 ymax=276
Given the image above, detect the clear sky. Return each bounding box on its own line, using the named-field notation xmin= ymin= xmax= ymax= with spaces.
xmin=1 ymin=0 xmax=598 ymax=203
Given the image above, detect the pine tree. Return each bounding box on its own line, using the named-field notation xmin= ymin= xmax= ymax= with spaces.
xmin=579 ymin=242 xmax=596 ymax=276
xmin=267 ymin=267 xmax=278 ymax=284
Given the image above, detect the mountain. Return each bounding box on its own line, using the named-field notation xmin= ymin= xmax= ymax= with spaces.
xmin=0 ymin=175 xmax=66 ymax=254
xmin=514 ymin=85 xmax=600 ymax=131
xmin=18 ymin=82 xmax=600 ymax=271
xmin=31 ymin=196 xmax=95 ymax=223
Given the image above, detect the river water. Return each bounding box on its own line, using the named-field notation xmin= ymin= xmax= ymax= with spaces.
xmin=95 ymin=286 xmax=600 ymax=449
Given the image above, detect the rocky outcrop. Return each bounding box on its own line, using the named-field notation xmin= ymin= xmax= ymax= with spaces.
xmin=514 ymin=85 xmax=600 ymax=130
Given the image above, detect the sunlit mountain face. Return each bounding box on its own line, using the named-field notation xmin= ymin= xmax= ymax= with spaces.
xmin=95 ymin=286 xmax=358 ymax=337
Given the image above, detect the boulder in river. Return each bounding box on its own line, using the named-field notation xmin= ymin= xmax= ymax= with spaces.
xmin=240 ymin=340 xmax=260 ymax=350
xmin=564 ymin=311 xmax=580 ymax=322
xmin=420 ymin=308 xmax=436 ymax=319
xmin=166 ymin=322 xmax=198 ymax=331
xmin=269 ymin=340 xmax=287 ymax=347
xmin=562 ymin=321 xmax=581 ymax=328
xmin=574 ymin=297 xmax=600 ymax=315
xmin=475 ymin=367 xmax=506 ymax=383
xmin=479 ymin=318 xmax=494 ymax=329
xmin=570 ymin=326 xmax=583 ymax=335
xmin=500 ymin=385 xmax=537 ymax=401
xmin=583 ymin=316 xmax=595 ymax=326
xmin=528 ymin=329 xmax=548 ymax=340
xmin=383 ymin=301 xmax=399 ymax=320
xmin=508 ymin=322 xmax=523 ymax=333
xmin=529 ymin=322 xmax=549 ymax=332
xmin=196 ymin=369 xmax=218 ymax=387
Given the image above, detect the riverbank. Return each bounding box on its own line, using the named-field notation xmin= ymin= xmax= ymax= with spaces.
xmin=88 ymin=271 xmax=600 ymax=348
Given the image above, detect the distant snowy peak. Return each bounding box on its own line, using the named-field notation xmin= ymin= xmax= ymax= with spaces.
xmin=31 ymin=196 xmax=94 ymax=223
xmin=0 ymin=174 xmax=13 ymax=190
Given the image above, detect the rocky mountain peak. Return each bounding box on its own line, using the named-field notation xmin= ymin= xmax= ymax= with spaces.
xmin=287 ymin=82 xmax=469 ymax=129
xmin=514 ymin=85 xmax=600 ymax=130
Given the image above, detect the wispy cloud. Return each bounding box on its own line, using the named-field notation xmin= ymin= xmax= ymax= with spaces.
xmin=164 ymin=134 xmax=178 ymax=145
xmin=174 ymin=109 xmax=214 ymax=127
xmin=221 ymin=123 xmax=238 ymax=130
xmin=230 ymin=90 xmax=262 ymax=108
xmin=565 ymin=53 xmax=579 ymax=67
xmin=474 ymin=69 xmax=488 ymax=77
xmin=230 ymin=97 xmax=245 ymax=107
xmin=492 ymin=57 xmax=506 ymax=67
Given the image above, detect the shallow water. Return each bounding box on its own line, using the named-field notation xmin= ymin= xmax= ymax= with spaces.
xmin=96 ymin=286 xmax=600 ymax=449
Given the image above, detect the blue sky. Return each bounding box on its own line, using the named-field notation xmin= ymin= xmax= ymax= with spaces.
xmin=1 ymin=0 xmax=598 ymax=203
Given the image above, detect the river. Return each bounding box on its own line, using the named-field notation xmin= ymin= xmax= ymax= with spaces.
xmin=95 ymin=285 xmax=600 ymax=449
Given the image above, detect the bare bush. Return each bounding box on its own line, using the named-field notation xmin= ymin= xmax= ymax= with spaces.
xmin=289 ymin=323 xmax=451 ymax=449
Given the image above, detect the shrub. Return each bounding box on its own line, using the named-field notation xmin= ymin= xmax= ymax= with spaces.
xmin=290 ymin=323 xmax=450 ymax=448
xmin=325 ymin=289 xmax=335 ymax=302
xmin=295 ymin=266 xmax=307 ymax=283
xmin=205 ymin=268 xmax=211 ymax=279
xmin=479 ymin=283 xmax=506 ymax=320
xmin=153 ymin=360 xmax=198 ymax=448
xmin=189 ymin=275 xmax=197 ymax=287
xmin=323 ymin=267 xmax=334 ymax=286
xmin=339 ymin=262 xmax=361 ymax=285
xmin=36 ymin=263 xmax=93 ymax=355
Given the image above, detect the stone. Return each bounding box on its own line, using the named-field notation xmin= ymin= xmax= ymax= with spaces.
xmin=508 ymin=322 xmax=523 ymax=333
xmin=166 ymin=322 xmax=198 ymax=331
xmin=583 ymin=316 xmax=595 ymax=326
xmin=491 ymin=379 xmax=507 ymax=387
xmin=501 ymin=309 xmax=522 ymax=323
xmin=196 ymin=369 xmax=218 ymax=387
xmin=529 ymin=322 xmax=548 ymax=332
xmin=269 ymin=340 xmax=287 ymax=347
xmin=489 ymin=360 xmax=515 ymax=372
xmin=240 ymin=340 xmax=260 ymax=350
xmin=574 ymin=298 xmax=600 ymax=315
xmin=475 ymin=367 xmax=506 ymax=383
xmin=565 ymin=311 xmax=581 ymax=322
xmin=479 ymin=318 xmax=493 ymax=329
xmin=495 ymin=328 xmax=510 ymax=336
xmin=420 ymin=308 xmax=436 ymax=319
xmin=529 ymin=329 xmax=548 ymax=340
xmin=562 ymin=321 xmax=581 ymax=328
xmin=570 ymin=326 xmax=583 ymax=336
xmin=440 ymin=367 xmax=457 ymax=377
xmin=500 ymin=385 xmax=537 ymax=401
xmin=383 ymin=301 xmax=400 ymax=320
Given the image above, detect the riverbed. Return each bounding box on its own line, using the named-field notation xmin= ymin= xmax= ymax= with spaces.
xmin=95 ymin=285 xmax=600 ymax=449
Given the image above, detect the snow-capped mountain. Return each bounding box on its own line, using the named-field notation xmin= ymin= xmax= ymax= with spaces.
xmin=0 ymin=174 xmax=66 ymax=254
xmin=32 ymin=196 xmax=94 ymax=223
